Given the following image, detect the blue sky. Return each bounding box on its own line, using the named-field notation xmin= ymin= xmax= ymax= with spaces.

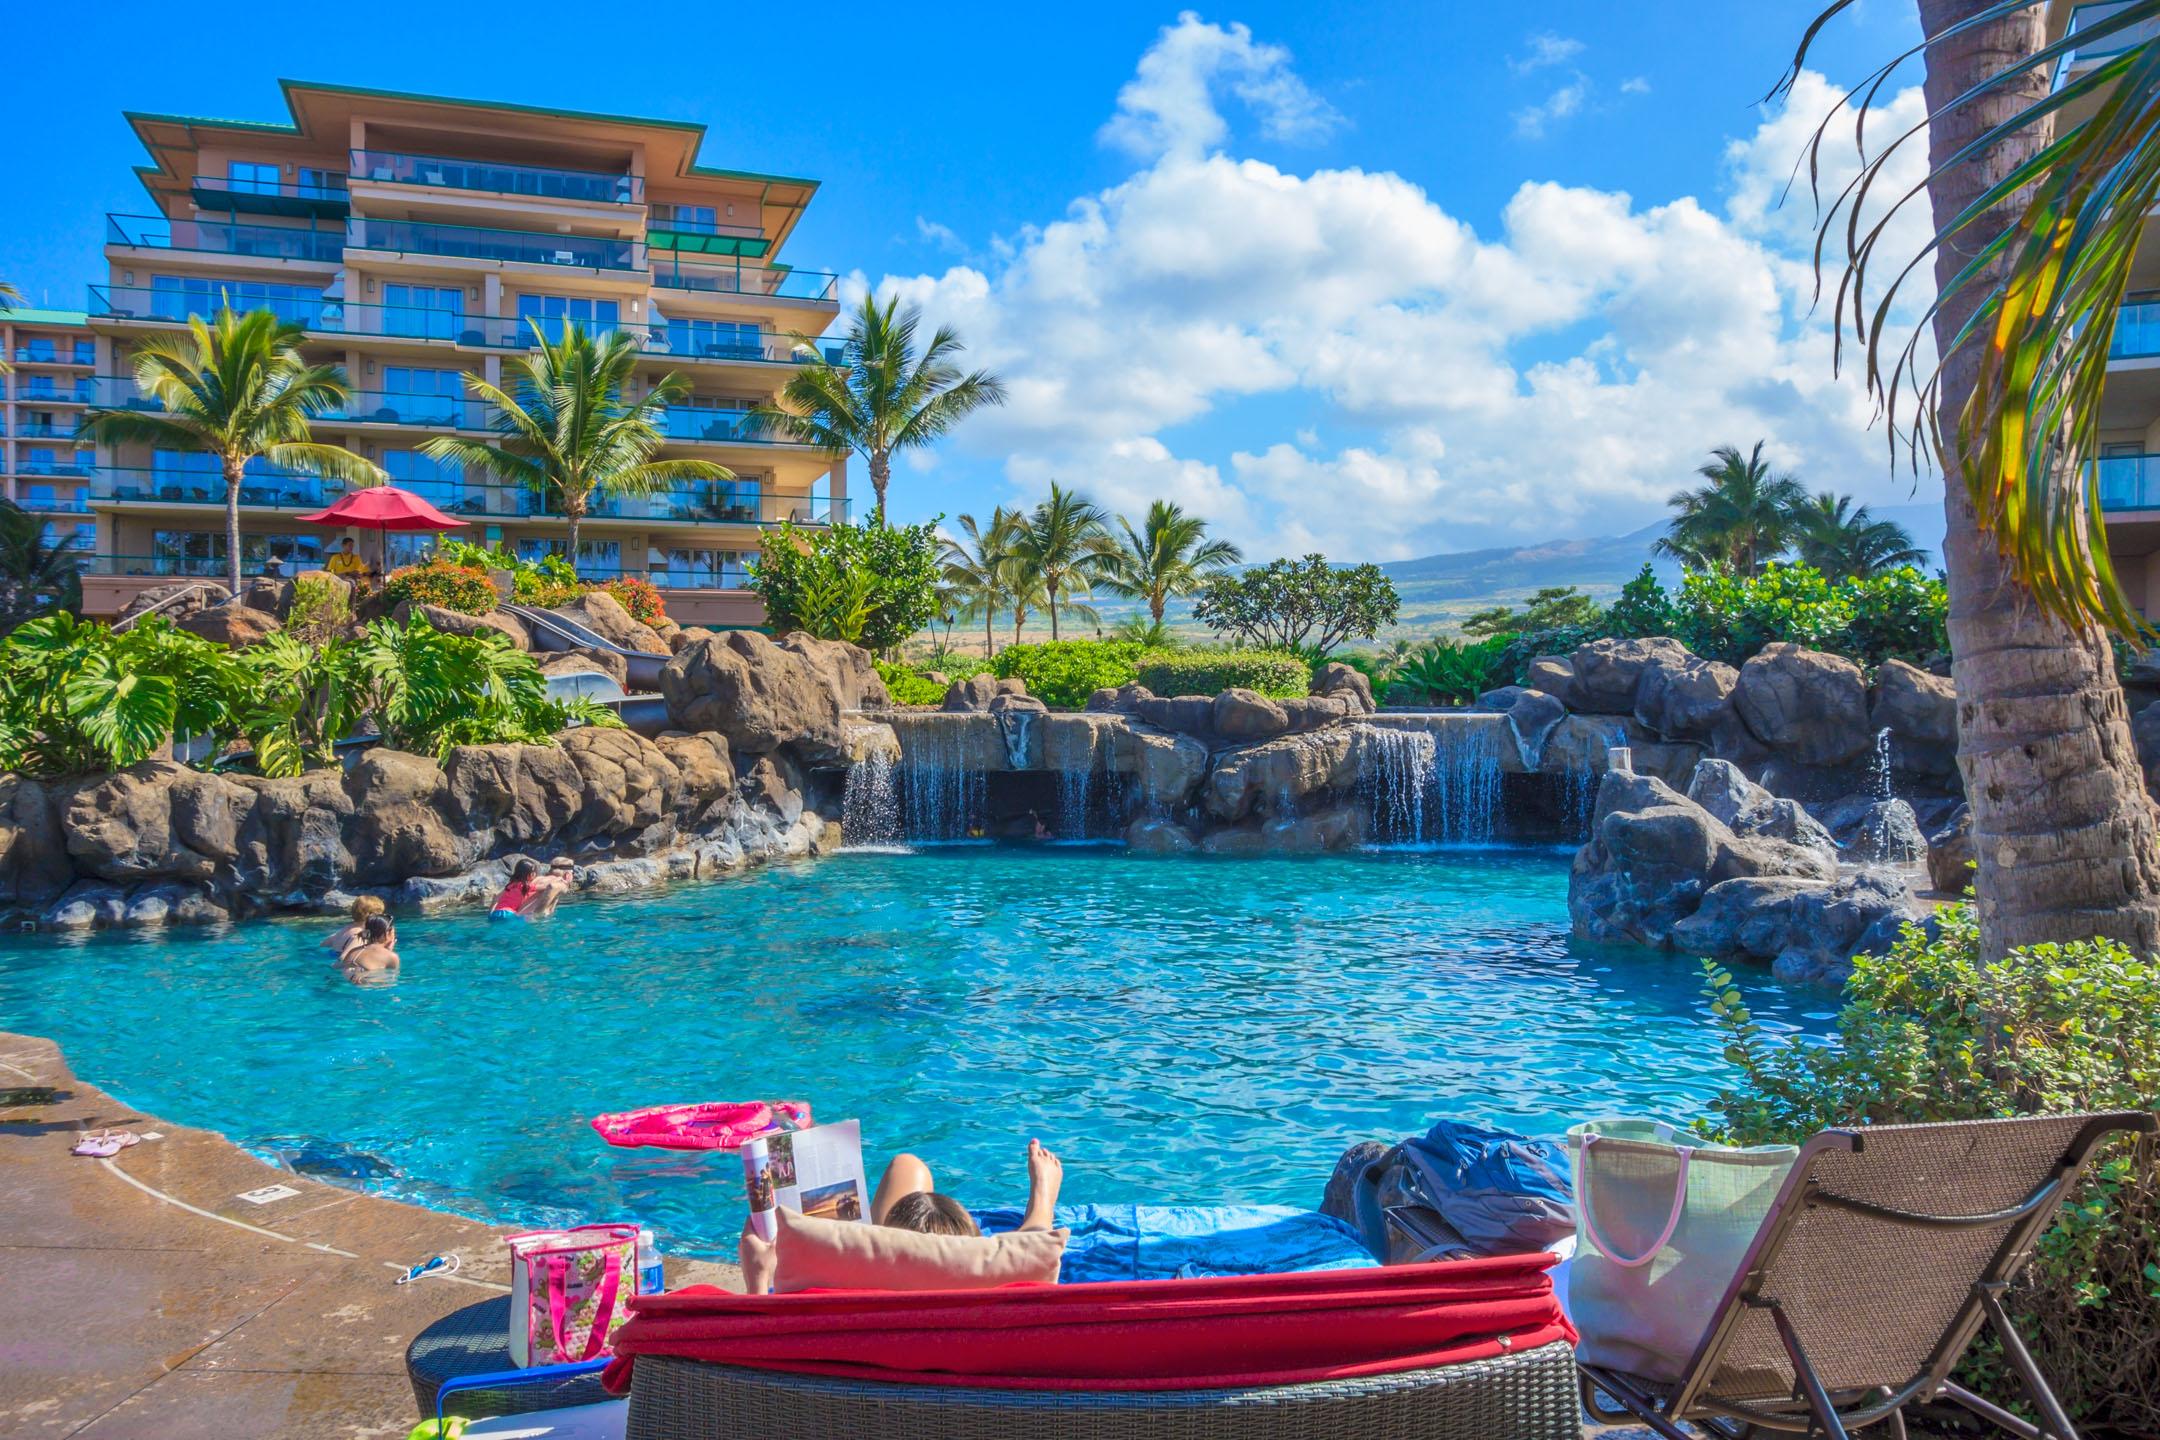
xmin=0 ymin=1 xmax=1932 ymax=561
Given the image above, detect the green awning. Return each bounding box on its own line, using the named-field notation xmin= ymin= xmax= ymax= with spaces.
xmin=647 ymin=228 xmax=770 ymax=258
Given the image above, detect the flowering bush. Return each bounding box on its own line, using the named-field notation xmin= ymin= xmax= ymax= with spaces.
xmin=599 ymin=576 xmax=667 ymax=624
xmin=382 ymin=558 xmax=496 ymax=616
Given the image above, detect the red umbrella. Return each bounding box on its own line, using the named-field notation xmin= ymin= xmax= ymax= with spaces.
xmin=296 ymin=485 xmax=469 ymax=578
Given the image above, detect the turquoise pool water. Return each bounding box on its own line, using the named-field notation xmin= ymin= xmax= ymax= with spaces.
xmin=0 ymin=848 xmax=1827 ymax=1257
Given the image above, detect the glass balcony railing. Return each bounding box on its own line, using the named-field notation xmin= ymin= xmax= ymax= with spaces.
xmin=657 ymin=408 xmax=777 ymax=444
xmin=18 ymin=458 xmax=97 ymax=479
xmin=92 ymin=467 xmax=336 ymax=509
xmin=15 ymin=420 xmax=80 ymax=438
xmin=192 ymin=172 xmax=351 ymax=207
xmin=14 ymin=493 xmax=92 ymax=513
xmin=82 ymin=552 xmax=315 ymax=579
xmin=106 ymin=213 xmax=345 ymax=263
xmin=350 ymin=149 xmax=640 ymax=205
xmin=2098 ymin=454 xmax=2160 ymax=510
xmin=2066 ymin=2 xmax=2160 ymax=62
xmin=348 ymin=217 xmax=644 ymax=271
xmin=2111 ymin=294 xmax=2160 ymax=359
xmin=14 ymin=382 xmax=94 ymax=404
xmin=11 ymin=345 xmax=95 ymax=365
xmin=326 ymin=389 xmax=487 ymax=428
xmin=651 ymin=262 xmax=840 ymax=302
xmin=646 ymin=327 xmax=844 ymax=366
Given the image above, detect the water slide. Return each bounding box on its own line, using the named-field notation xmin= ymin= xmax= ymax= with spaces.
xmin=500 ymin=603 xmax=671 ymax=694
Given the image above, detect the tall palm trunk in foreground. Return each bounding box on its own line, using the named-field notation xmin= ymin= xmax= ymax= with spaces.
xmin=1919 ymin=0 xmax=2160 ymax=955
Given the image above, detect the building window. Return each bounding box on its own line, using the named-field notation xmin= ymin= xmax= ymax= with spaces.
xmin=23 ymin=485 xmax=56 ymax=508
xmin=655 ymin=204 xmax=718 ymax=234
xmin=514 ymin=536 xmax=620 ymax=577
xmin=297 ymin=166 xmax=344 ymax=199
xmin=228 ymin=161 xmax=281 ymax=195
xmin=151 ymin=529 xmax=325 ymax=576
xmin=20 ymin=338 xmax=56 ymax=362
xmin=384 ymin=366 xmax=464 ymax=396
xmin=382 ymin=284 xmax=464 ymax=340
xmin=71 ymin=341 xmax=93 ymax=365
xmin=151 ymin=275 xmax=324 ymax=325
xmin=660 ymin=547 xmax=749 ymax=589
xmin=662 ymin=318 xmax=763 ymax=360
xmin=382 ymin=449 xmax=474 ymax=514
xmin=515 ymin=295 xmax=619 ymax=340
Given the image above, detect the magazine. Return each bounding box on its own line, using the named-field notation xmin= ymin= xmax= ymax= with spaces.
xmin=744 ymin=1118 xmax=866 ymax=1241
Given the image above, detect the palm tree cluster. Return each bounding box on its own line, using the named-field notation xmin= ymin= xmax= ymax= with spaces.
xmin=939 ymin=488 xmax=1241 ymax=654
xmin=1654 ymin=442 xmax=1928 ymax=582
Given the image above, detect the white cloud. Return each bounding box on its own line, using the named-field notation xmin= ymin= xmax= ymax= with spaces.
xmin=876 ymin=21 xmax=1933 ymax=563
xmin=1621 ymin=75 xmax=1652 ymax=95
xmin=1510 ymin=32 xmax=1585 ymax=73
xmin=1099 ymin=11 xmax=1342 ymax=162
xmin=915 ymin=217 xmax=967 ymax=255
xmin=1513 ymin=77 xmax=1589 ymax=140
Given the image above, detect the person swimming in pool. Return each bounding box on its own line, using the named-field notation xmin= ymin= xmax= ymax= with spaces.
xmin=736 ymin=1139 xmax=1065 ymax=1294
xmin=324 ymin=895 xmax=384 ymax=957
xmin=338 ymin=915 xmax=400 ymax=982
xmin=491 ymin=858 xmax=574 ymax=920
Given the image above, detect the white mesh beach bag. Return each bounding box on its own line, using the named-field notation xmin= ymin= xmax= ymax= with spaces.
xmin=1566 ymin=1118 xmax=1797 ymax=1382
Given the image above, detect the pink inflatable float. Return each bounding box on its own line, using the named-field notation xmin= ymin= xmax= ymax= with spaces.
xmin=589 ymin=1100 xmax=813 ymax=1152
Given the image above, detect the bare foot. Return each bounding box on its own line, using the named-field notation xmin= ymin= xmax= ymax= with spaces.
xmin=1021 ymin=1139 xmax=1064 ymax=1229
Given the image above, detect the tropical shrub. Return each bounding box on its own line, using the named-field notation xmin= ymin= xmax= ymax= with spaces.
xmin=513 ymin=554 xmax=587 ymax=609
xmin=382 ymin=557 xmax=496 ymax=616
xmin=990 ymin=641 xmax=1144 ymax=708
xmin=1703 ymin=905 xmax=2160 ymax=1434
xmin=752 ymin=518 xmax=942 ymax=654
xmin=1192 ymin=555 xmax=1400 ymax=654
xmin=283 ymin=572 xmax=354 ymax=646
xmin=1461 ymin=586 xmax=1601 ymax=638
xmin=1134 ymin=648 xmax=1309 ymax=699
xmin=874 ymin=660 xmax=949 ymax=707
xmin=1388 ymin=637 xmax=1511 ymax=706
xmin=1606 ymin=562 xmax=1947 ymax=669
xmin=599 ymin=576 xmax=667 ymax=625
xmin=0 ymin=614 xmax=251 ymax=776
xmin=340 ymin=615 xmax=616 ymax=761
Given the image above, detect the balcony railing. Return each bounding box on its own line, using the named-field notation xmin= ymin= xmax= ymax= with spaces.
xmin=657 ymin=408 xmax=780 ymax=445
xmin=347 ymin=217 xmax=644 ymax=271
xmin=192 ymin=172 xmax=351 ymax=211
xmin=107 ymin=213 xmax=345 ymax=263
xmin=82 ymin=552 xmax=314 ymax=579
xmin=2111 ymin=294 xmax=2160 ymax=359
xmin=14 ymin=382 xmax=94 ymax=404
xmin=327 ymin=389 xmax=488 ymax=429
xmin=11 ymin=345 xmax=95 ymax=365
xmin=351 ymin=149 xmax=640 ymax=205
xmin=18 ymin=458 xmax=97 ymax=478
xmin=651 ymin=262 xmax=840 ymax=302
xmin=2099 ymin=454 xmax=2160 ymax=510
xmin=92 ymin=466 xmax=335 ymax=509
xmin=15 ymin=420 xmax=80 ymax=438
xmin=14 ymin=493 xmax=92 ymax=513
xmin=648 ymin=327 xmax=844 ymax=366
xmin=2066 ymin=2 xmax=2160 ymax=62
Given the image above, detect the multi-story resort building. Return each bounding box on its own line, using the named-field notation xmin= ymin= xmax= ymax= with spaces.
xmin=2059 ymin=2 xmax=2160 ymax=613
xmin=3 ymin=81 xmax=847 ymax=623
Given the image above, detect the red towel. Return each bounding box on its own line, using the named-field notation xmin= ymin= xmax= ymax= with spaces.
xmin=602 ymin=1253 xmax=1572 ymax=1394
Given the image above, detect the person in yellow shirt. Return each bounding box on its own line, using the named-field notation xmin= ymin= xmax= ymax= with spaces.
xmin=325 ymin=537 xmax=370 ymax=590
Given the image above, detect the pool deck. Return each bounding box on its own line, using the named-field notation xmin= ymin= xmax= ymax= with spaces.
xmin=0 ymin=1030 xmax=740 ymax=1440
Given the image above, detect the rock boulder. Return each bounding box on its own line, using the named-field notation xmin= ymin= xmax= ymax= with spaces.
xmin=1566 ymin=637 xmax=1694 ymax=716
xmin=777 ymin=633 xmax=891 ymax=713
xmin=1206 ymin=728 xmax=1359 ymax=822
xmin=1311 ymin=662 xmax=1375 ymax=714
xmin=397 ymin=601 xmax=530 ymax=650
xmin=1735 ymin=643 xmax=1872 ymax=766
xmin=548 ymin=591 xmax=668 ymax=655
xmin=1213 ymin=688 xmax=1291 ymax=741
xmin=118 ymin=580 xmax=229 ymax=626
xmin=175 ymin=603 xmax=284 ymax=648
xmin=1634 ymin=653 xmax=1738 ymax=740
xmin=658 ymin=630 xmax=844 ymax=759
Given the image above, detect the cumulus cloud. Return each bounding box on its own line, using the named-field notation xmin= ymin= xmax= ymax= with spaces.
xmin=877 ymin=19 xmax=1931 ymax=562
xmin=1513 ymin=78 xmax=1590 ymax=139
xmin=1099 ymin=11 xmax=1343 ymax=161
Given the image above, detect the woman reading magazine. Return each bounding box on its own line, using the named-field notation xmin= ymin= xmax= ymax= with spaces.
xmin=738 ymin=1139 xmax=1064 ymax=1294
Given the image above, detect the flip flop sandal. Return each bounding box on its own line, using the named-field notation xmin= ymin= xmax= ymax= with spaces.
xmin=72 ymin=1131 xmax=126 ymax=1158
xmin=395 ymin=1253 xmax=462 ymax=1285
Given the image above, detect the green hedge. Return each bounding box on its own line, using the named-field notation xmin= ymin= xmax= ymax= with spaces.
xmin=1135 ymin=648 xmax=1310 ymax=699
xmin=874 ymin=659 xmax=949 ymax=706
xmin=989 ymin=641 xmax=1144 ymax=708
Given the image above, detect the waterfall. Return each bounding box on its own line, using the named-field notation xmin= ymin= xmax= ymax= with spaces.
xmin=1058 ymin=763 xmax=1096 ymax=840
xmin=1561 ymin=761 xmax=1599 ymax=841
xmin=1361 ymin=728 xmax=1436 ymax=844
xmin=1358 ymin=722 xmax=1504 ymax=846
xmin=1431 ymin=723 xmax=1505 ymax=845
xmin=899 ymin=722 xmax=988 ymax=841
xmin=841 ymin=748 xmax=902 ymax=848
xmin=997 ymin=710 xmax=1035 ymax=769
xmin=1862 ymin=726 xmax=1899 ymax=863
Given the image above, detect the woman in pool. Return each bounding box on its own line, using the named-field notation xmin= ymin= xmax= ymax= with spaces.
xmin=737 ymin=1140 xmax=1064 ymax=1293
xmin=491 ymin=858 xmax=574 ymax=920
xmin=323 ymin=895 xmax=384 ymax=957
xmin=338 ymin=915 xmax=400 ymax=982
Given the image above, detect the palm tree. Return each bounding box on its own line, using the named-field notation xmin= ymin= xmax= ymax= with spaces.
xmin=423 ymin=324 xmax=730 ymax=565
xmin=1789 ymin=1 xmax=2160 ymax=956
xmin=76 ymin=308 xmax=382 ymax=595
xmin=1652 ymin=443 xmax=1809 ymax=577
xmin=1790 ymin=492 xmax=1929 ymax=581
xmin=1093 ymin=500 xmax=1242 ymax=623
xmin=940 ymin=508 xmax=1023 ymax=659
xmin=0 ymin=498 xmax=82 ymax=633
xmin=753 ymin=295 xmax=1006 ymax=520
xmin=1008 ymin=483 xmax=1112 ymax=642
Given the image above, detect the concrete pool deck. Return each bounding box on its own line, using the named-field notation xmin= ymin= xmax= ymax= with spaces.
xmin=0 ymin=1031 xmax=739 ymax=1439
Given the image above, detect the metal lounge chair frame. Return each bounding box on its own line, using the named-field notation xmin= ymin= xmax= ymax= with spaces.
xmin=1579 ymin=1111 xmax=2157 ymax=1440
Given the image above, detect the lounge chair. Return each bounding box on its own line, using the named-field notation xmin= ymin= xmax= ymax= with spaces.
xmin=1578 ymin=1111 xmax=2157 ymax=1440
xmin=606 ymin=1255 xmax=1580 ymax=1440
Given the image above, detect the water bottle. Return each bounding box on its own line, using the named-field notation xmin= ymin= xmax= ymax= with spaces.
xmin=637 ymin=1227 xmax=664 ymax=1296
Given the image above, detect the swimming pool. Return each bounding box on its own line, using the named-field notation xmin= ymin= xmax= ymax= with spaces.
xmin=0 ymin=847 xmax=1827 ymax=1257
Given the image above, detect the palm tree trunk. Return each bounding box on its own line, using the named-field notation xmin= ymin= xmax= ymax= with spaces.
xmin=985 ymin=605 xmax=995 ymax=660
xmin=1048 ymin=587 xmax=1060 ymax=642
xmin=565 ymin=503 xmax=581 ymax=576
xmin=869 ymin=450 xmax=890 ymax=523
xmin=222 ymin=456 xmax=245 ymax=596
xmin=1150 ymin=592 xmax=1165 ymax=623
xmin=1920 ymin=0 xmax=2160 ymax=958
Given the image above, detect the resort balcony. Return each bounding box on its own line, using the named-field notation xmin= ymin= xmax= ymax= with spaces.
xmin=14 ymin=419 xmax=81 ymax=438
xmin=13 ymin=381 xmax=95 ymax=405
xmin=346 ymin=217 xmax=644 ymax=272
xmin=647 ymin=326 xmax=845 ymax=366
xmin=324 ymin=389 xmax=488 ymax=429
xmin=350 ymin=148 xmax=640 ymax=206
xmin=2099 ymin=453 xmax=2160 ymax=511
xmin=105 ymin=213 xmax=345 ymax=264
xmin=14 ymin=493 xmax=93 ymax=514
xmin=11 ymin=344 xmax=95 ymax=366
xmin=18 ymin=457 xmax=98 ymax=479
xmin=92 ymin=466 xmax=334 ymax=509
xmin=651 ymin=261 xmax=841 ymax=303
xmin=190 ymin=171 xmax=351 ymax=217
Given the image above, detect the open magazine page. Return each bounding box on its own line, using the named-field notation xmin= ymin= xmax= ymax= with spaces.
xmin=744 ymin=1119 xmax=865 ymax=1240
